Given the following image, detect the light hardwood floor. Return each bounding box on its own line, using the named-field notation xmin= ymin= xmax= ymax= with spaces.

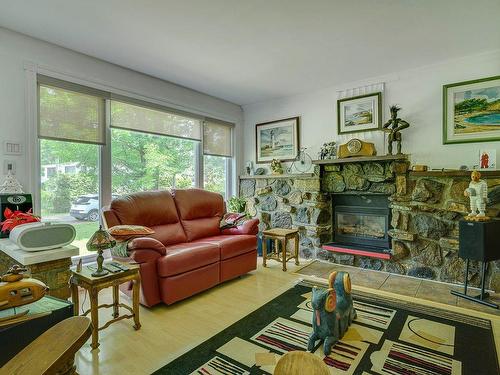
xmin=74 ymin=260 xmax=500 ymax=374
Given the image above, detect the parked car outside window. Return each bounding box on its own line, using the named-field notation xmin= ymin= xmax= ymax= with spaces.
xmin=70 ymin=194 xmax=119 ymax=221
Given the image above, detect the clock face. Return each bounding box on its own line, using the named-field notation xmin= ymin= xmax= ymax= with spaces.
xmin=347 ymin=139 xmax=362 ymax=154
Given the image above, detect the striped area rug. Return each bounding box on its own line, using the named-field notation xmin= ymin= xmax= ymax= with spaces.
xmin=155 ymin=282 xmax=498 ymax=375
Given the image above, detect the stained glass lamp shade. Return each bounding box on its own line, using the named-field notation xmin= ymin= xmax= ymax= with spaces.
xmin=86 ymin=225 xmax=116 ymax=277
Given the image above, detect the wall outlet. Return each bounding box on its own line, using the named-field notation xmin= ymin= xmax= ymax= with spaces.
xmin=4 ymin=160 xmax=16 ymax=175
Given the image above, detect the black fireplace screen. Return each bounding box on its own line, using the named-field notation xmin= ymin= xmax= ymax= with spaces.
xmin=333 ymin=194 xmax=391 ymax=250
xmin=337 ymin=212 xmax=386 ymax=239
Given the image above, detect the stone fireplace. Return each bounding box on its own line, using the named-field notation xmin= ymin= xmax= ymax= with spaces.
xmin=240 ymin=158 xmax=500 ymax=291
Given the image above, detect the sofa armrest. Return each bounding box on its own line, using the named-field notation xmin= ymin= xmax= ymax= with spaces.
xmin=128 ymin=237 xmax=166 ymax=256
xmin=221 ymin=218 xmax=259 ymax=235
xmin=128 ymin=249 xmax=163 ymax=264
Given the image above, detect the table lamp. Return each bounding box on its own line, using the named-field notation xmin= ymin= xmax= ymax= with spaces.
xmin=86 ymin=225 xmax=116 ymax=277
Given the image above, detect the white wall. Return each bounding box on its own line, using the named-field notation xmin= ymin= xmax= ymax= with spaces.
xmin=243 ymin=50 xmax=500 ymax=171
xmin=0 ymin=27 xmax=243 ymax=194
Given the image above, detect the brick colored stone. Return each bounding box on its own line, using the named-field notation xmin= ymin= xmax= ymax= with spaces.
xmin=439 ymin=237 xmax=459 ymax=251
xmin=294 ymin=179 xmax=321 ymax=191
xmin=396 ymin=175 xmax=407 ymax=195
xmin=388 ymin=229 xmax=415 ymax=241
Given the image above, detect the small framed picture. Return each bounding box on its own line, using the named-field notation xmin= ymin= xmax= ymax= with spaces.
xmin=479 ymin=149 xmax=496 ymax=170
xmin=255 ymin=117 xmax=300 ymax=163
xmin=443 ymin=75 xmax=500 ymax=144
xmin=337 ymin=92 xmax=382 ymax=135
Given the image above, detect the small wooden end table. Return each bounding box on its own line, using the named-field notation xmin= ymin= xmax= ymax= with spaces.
xmin=262 ymin=228 xmax=299 ymax=271
xmin=69 ymin=262 xmax=141 ymax=350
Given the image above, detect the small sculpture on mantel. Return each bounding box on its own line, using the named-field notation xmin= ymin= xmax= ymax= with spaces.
xmin=319 ymin=141 xmax=337 ymax=160
xmin=270 ymin=159 xmax=284 ymax=175
xmin=383 ymin=105 xmax=410 ymax=155
xmin=464 ymin=170 xmax=489 ymax=221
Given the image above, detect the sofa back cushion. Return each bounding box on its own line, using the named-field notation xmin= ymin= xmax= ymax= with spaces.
xmin=109 ymin=190 xmax=187 ymax=246
xmin=173 ymin=189 xmax=224 ymax=241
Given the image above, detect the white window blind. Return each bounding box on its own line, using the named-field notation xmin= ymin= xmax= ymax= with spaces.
xmin=110 ymin=100 xmax=202 ymax=141
xmin=203 ymin=120 xmax=233 ymax=157
xmin=38 ymin=75 xmax=107 ymax=145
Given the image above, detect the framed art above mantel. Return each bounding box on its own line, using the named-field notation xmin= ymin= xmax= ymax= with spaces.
xmin=255 ymin=117 xmax=300 ymax=163
xmin=443 ymin=75 xmax=500 ymax=144
xmin=337 ymin=92 xmax=382 ymax=135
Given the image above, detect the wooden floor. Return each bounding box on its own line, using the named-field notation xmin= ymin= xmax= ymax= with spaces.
xmin=74 ymin=259 xmax=500 ymax=374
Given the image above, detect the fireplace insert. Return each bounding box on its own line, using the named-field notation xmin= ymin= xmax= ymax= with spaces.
xmin=328 ymin=194 xmax=391 ymax=256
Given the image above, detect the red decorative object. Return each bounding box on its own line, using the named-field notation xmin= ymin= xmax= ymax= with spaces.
xmin=323 ymin=244 xmax=391 ymax=260
xmin=0 ymin=208 xmax=40 ymax=233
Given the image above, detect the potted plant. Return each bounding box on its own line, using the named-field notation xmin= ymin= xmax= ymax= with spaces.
xmin=227 ymin=196 xmax=247 ymax=213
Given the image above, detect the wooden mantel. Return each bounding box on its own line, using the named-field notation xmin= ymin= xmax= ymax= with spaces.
xmin=312 ymin=154 xmax=409 ymax=165
xmin=239 ymin=173 xmax=316 ymax=180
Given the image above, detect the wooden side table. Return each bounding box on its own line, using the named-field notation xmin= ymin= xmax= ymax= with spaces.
xmin=262 ymin=228 xmax=299 ymax=271
xmin=69 ymin=262 xmax=141 ymax=350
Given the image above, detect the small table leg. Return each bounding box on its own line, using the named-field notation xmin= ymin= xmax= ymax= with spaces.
xmin=132 ymin=277 xmax=141 ymax=330
xmin=70 ymin=279 xmax=79 ymax=316
xmin=112 ymin=285 xmax=119 ymax=318
xmin=281 ymin=238 xmax=287 ymax=272
xmin=89 ymin=287 xmax=100 ymax=350
xmin=262 ymin=236 xmax=267 ymax=267
xmin=294 ymin=233 xmax=300 ymax=266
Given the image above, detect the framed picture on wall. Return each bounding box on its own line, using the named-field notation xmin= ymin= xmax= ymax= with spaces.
xmin=255 ymin=117 xmax=299 ymax=163
xmin=337 ymin=92 xmax=382 ymax=135
xmin=443 ymin=75 xmax=500 ymax=144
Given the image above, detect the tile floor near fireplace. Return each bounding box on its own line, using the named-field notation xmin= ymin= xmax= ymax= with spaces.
xmin=297 ymin=260 xmax=500 ymax=316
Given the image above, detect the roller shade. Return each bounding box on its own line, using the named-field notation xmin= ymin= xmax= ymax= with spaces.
xmin=203 ymin=120 xmax=233 ymax=157
xmin=38 ymin=76 xmax=107 ymax=145
xmin=110 ymin=100 xmax=202 ymax=141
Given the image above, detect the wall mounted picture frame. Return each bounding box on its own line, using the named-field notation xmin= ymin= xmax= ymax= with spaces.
xmin=479 ymin=149 xmax=496 ymax=170
xmin=255 ymin=117 xmax=299 ymax=163
xmin=337 ymin=92 xmax=382 ymax=135
xmin=443 ymin=75 xmax=500 ymax=144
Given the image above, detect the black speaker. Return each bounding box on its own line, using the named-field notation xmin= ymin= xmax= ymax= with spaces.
xmin=459 ymin=219 xmax=500 ymax=262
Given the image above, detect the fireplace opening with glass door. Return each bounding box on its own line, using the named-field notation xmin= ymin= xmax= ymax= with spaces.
xmin=324 ymin=194 xmax=391 ymax=259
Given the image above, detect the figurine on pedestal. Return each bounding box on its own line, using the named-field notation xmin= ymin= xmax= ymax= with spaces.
xmin=319 ymin=141 xmax=337 ymax=160
xmin=270 ymin=159 xmax=284 ymax=175
xmin=464 ymin=170 xmax=489 ymax=221
xmin=383 ymin=105 xmax=410 ymax=155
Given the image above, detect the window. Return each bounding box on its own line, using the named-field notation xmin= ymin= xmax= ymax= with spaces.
xmin=203 ymin=155 xmax=228 ymax=198
xmin=203 ymin=120 xmax=233 ymax=199
xmin=64 ymin=165 xmax=77 ymax=174
xmin=110 ymin=100 xmax=200 ymax=194
xmin=46 ymin=167 xmax=56 ymax=177
xmin=111 ymin=128 xmax=198 ymax=194
xmin=38 ymin=77 xmax=105 ymax=258
xmin=36 ymin=75 xmax=235 ymax=259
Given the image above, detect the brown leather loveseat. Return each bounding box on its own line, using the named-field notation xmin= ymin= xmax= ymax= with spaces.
xmin=102 ymin=189 xmax=259 ymax=306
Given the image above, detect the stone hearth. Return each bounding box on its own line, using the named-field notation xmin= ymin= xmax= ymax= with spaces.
xmin=240 ymin=162 xmax=500 ymax=291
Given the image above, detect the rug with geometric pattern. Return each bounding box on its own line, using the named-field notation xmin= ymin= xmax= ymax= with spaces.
xmin=154 ymin=281 xmax=498 ymax=375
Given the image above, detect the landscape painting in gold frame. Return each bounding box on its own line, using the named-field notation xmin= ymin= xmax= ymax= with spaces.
xmin=443 ymin=75 xmax=500 ymax=144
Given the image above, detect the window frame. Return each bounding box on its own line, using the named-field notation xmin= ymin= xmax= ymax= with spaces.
xmin=30 ymin=70 xmax=235 ymax=237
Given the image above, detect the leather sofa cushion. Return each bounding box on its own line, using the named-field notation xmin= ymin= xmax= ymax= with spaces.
xmin=173 ymin=189 xmax=224 ymax=241
xmin=110 ymin=191 xmax=187 ymax=246
xmin=111 ymin=190 xmax=182 ymax=226
xmin=195 ymin=235 xmax=257 ymax=260
xmin=158 ymin=242 xmax=220 ymax=277
xmin=149 ymin=223 xmax=187 ymax=246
